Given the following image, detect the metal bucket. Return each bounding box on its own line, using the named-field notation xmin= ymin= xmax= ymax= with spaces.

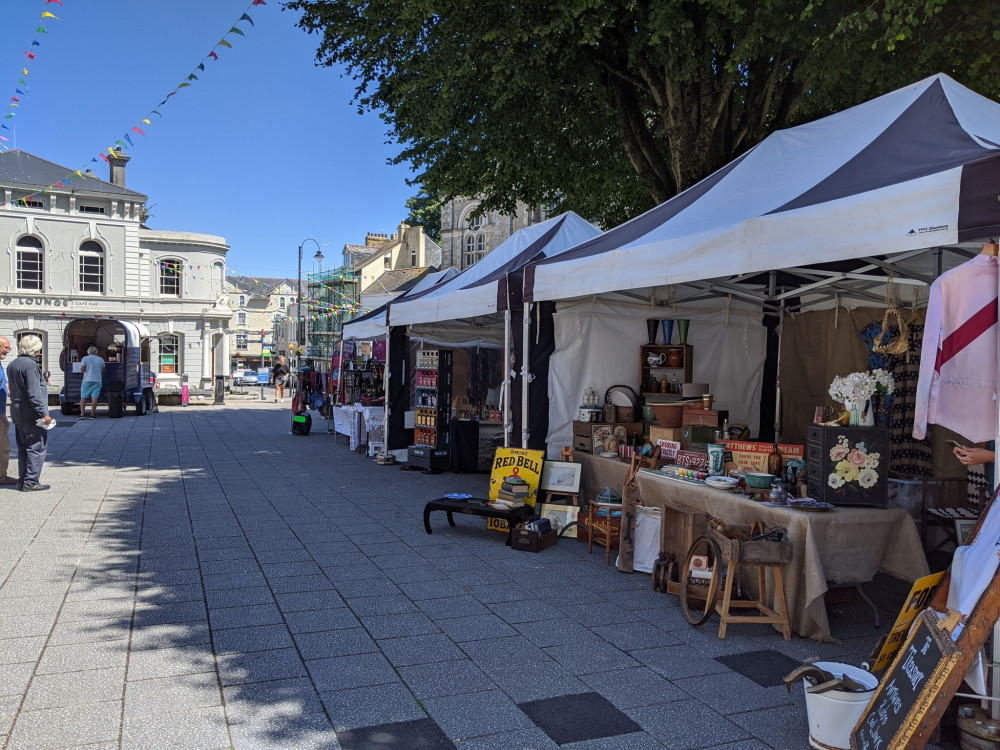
xmin=803 ymin=662 xmax=878 ymax=750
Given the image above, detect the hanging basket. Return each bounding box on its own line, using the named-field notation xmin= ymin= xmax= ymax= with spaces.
xmin=872 ymin=303 xmax=909 ymax=356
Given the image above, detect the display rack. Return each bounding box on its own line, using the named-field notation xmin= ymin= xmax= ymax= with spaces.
xmin=408 ymin=349 xmax=453 ymax=471
xmin=639 ymin=344 xmax=693 ymax=399
xmin=338 ymin=360 xmax=385 ymax=405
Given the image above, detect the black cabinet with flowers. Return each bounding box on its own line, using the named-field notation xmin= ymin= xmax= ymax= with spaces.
xmin=806 ymin=425 xmax=889 ymax=508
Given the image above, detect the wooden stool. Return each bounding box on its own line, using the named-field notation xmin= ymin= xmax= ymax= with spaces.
xmin=709 ymin=526 xmax=792 ymax=640
xmin=587 ymin=502 xmax=622 ymax=565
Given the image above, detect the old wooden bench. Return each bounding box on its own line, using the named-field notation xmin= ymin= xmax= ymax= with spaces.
xmin=423 ymin=497 xmax=535 ymax=545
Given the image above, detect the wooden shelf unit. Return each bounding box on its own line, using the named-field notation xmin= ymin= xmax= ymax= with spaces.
xmin=640 ymin=344 xmax=693 ymax=399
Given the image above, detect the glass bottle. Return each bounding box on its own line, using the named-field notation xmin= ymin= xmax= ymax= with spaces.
xmin=767 ymin=443 xmax=783 ymax=477
xmin=669 ymin=374 xmax=679 ymax=394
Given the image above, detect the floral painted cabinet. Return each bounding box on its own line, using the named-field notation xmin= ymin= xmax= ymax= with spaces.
xmin=806 ymin=425 xmax=889 ymax=507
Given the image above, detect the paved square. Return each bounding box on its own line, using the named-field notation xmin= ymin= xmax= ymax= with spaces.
xmin=0 ymin=401 xmax=932 ymax=749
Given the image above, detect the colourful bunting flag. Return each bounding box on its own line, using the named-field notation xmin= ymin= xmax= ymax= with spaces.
xmin=239 ymin=13 xmax=254 ymax=25
xmin=217 ymin=40 xmax=232 ymax=49
xmin=132 ymin=126 xmax=145 ymax=135
xmin=208 ymin=51 xmax=218 ymax=61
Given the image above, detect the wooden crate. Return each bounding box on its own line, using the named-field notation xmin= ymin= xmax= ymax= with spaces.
xmin=708 ymin=525 xmax=791 ymax=564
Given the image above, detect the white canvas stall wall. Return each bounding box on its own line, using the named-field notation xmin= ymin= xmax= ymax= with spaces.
xmin=546 ymin=299 xmax=767 ymax=457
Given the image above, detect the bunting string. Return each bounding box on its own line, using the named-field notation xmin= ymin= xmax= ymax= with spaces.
xmin=0 ymin=0 xmax=63 ymax=149
xmin=2 ymin=0 xmax=268 ymax=207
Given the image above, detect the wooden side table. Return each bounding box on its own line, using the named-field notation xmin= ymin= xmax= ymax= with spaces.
xmin=587 ymin=502 xmax=622 ymax=565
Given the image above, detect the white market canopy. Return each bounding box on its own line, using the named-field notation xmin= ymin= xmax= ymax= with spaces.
xmin=341 ymin=267 xmax=459 ymax=341
xmin=524 ymin=74 xmax=1000 ymax=309
xmin=389 ymin=210 xmax=601 ymax=327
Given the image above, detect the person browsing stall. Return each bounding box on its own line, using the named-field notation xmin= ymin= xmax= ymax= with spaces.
xmin=7 ymin=335 xmax=52 ymax=491
xmin=79 ymin=346 xmax=105 ymax=419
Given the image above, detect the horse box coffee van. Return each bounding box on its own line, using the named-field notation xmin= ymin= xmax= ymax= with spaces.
xmin=58 ymin=318 xmax=156 ymax=416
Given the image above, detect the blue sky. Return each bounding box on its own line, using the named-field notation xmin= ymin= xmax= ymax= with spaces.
xmin=0 ymin=0 xmax=419 ymax=278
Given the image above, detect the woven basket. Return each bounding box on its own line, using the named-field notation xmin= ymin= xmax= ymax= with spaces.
xmin=604 ymin=385 xmax=638 ymax=423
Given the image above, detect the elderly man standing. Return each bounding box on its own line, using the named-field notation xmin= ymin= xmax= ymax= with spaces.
xmin=7 ymin=335 xmax=52 ymax=491
xmin=0 ymin=337 xmax=19 ymax=485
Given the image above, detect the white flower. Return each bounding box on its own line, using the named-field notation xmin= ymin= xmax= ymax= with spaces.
xmin=828 ymin=473 xmax=846 ymax=489
xmin=863 ymin=453 xmax=880 ymax=469
xmin=872 ymin=368 xmax=895 ymax=393
xmin=829 ymin=370 xmax=891 ymax=403
xmin=858 ymin=468 xmax=878 ymax=488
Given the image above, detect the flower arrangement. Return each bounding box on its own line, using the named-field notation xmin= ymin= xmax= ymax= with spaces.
xmin=828 ymin=369 xmax=894 ymax=404
xmin=828 ymin=435 xmax=882 ymax=492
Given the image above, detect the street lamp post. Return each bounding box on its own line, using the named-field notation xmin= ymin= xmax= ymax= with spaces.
xmin=298 ymin=238 xmax=322 ymax=363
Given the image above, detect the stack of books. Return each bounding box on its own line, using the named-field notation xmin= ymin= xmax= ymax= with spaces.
xmin=496 ymin=476 xmax=530 ymax=506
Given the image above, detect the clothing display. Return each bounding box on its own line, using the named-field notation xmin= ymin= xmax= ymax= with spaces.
xmin=913 ymin=255 xmax=999 ymax=443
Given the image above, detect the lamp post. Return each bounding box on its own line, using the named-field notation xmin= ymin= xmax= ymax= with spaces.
xmin=298 ymin=238 xmax=322 ymax=365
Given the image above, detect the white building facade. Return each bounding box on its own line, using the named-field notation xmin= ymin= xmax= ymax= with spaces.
xmin=0 ymin=150 xmax=232 ymax=391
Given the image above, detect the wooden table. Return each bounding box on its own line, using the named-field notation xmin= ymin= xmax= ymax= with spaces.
xmin=577 ymin=452 xmax=930 ymax=642
xmin=423 ymin=497 xmax=535 ymax=546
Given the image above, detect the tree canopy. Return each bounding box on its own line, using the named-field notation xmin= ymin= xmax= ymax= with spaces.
xmin=287 ymin=0 xmax=1000 ymax=229
xmin=404 ymin=190 xmax=441 ymax=241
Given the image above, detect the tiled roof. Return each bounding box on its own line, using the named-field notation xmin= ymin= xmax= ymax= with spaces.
xmin=361 ymin=267 xmax=430 ymax=295
xmin=0 ymin=150 xmax=146 ymax=199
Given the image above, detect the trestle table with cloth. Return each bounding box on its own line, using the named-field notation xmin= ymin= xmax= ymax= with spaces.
xmin=578 ymin=452 xmax=929 ymax=642
xmin=331 ymin=404 xmax=385 ymax=451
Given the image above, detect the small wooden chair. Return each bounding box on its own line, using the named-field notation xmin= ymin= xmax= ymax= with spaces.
xmin=587 ymin=501 xmax=622 ymax=565
xmin=542 ymin=446 xmax=579 ymax=506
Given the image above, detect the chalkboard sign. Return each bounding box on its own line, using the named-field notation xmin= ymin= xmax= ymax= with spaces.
xmin=851 ymin=610 xmax=959 ymax=750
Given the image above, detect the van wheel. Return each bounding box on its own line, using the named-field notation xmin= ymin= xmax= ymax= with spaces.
xmin=135 ymin=397 xmax=147 ymax=416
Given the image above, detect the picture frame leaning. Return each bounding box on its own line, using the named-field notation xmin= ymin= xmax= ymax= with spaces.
xmin=539 ymin=460 xmax=582 ymax=494
xmin=954 ymin=518 xmax=978 ymax=546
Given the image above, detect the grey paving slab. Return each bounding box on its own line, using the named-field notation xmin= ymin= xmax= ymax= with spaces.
xmin=209 ymin=603 xmax=284 ymax=630
xmin=376 ymin=633 xmax=466 ymax=667
xmin=320 ymin=682 xmax=427 ymax=732
xmin=285 ymin=606 xmax=361 ymax=635
xmin=544 ymin=641 xmax=641 ymax=675
xmin=6 ymin=700 xmax=122 ymax=749
xmin=627 ymin=699 xmax=751 ymax=749
xmin=423 ymin=689 xmax=536 ymax=741
xmin=121 ymin=704 xmax=230 ymax=750
xmin=35 ymin=639 xmax=129 ymax=675
xmin=124 ymin=671 xmax=221 ymax=715
xmin=0 ymin=664 xmax=34 ymax=698
xmin=213 ymin=623 xmax=296 ymax=654
xmin=22 ymin=666 xmax=126 ymax=711
xmin=294 ymin=628 xmax=378 ymax=661
xmin=274 ymin=589 xmax=345 ymax=613
xmin=306 ymin=652 xmax=400 ymax=692
xmin=581 ymin=666 xmax=690 ymax=710
xmin=437 ymin=613 xmax=520 ymax=642
xmin=0 ymin=635 xmax=46 ymax=665
xmin=399 ymin=658 xmax=496 ymax=699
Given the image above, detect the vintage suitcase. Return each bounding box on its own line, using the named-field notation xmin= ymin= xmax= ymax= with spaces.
xmin=682 ymin=408 xmax=729 ymax=428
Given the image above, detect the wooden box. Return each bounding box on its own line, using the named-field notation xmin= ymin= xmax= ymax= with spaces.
xmin=571 ymin=421 xmax=644 ymax=454
xmin=649 ymin=426 xmax=685 ymax=444
xmin=682 ymin=408 xmax=729 ymax=427
xmin=708 ymin=525 xmax=792 ymax=564
xmin=512 ymin=528 xmax=558 ymax=553
xmin=806 ymin=424 xmax=889 ymax=507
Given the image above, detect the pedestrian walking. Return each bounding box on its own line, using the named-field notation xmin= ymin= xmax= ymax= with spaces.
xmin=7 ymin=335 xmax=51 ymax=491
xmin=271 ymin=355 xmax=290 ymax=403
xmin=0 ymin=336 xmax=19 ymax=485
xmin=79 ymin=345 xmax=105 ymax=418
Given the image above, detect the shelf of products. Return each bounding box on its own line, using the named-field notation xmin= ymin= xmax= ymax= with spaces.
xmin=409 ymin=349 xmax=453 ymax=471
xmin=640 ymin=344 xmax=693 ymax=397
xmin=338 ymin=360 xmax=385 ymax=405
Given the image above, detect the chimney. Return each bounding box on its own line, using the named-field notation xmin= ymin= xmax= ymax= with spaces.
xmin=108 ymin=148 xmax=130 ymax=188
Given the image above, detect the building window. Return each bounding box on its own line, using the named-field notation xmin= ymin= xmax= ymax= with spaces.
xmin=279 ymin=297 xmax=286 ymax=309
xmin=16 ymin=236 xmax=43 ymax=291
xmin=463 ymin=233 xmax=486 ymax=269
xmin=468 ymin=213 xmax=483 ymax=231
xmin=16 ymin=197 xmax=44 ymax=209
xmin=15 ymin=330 xmax=44 ymax=368
xmin=235 ymin=331 xmax=249 ymax=349
xmin=78 ymin=204 xmax=106 ymax=214
xmin=158 ymin=334 xmax=179 ymax=374
xmin=410 ymin=247 xmax=417 ymax=267
xmin=238 ymin=295 xmax=246 ymax=307
xmin=159 ymin=259 xmax=182 ymax=296
xmin=237 ymin=312 xmax=247 ymax=325
xmin=78 ymin=241 xmax=104 ymax=294
xmin=383 ymin=252 xmax=391 ymax=269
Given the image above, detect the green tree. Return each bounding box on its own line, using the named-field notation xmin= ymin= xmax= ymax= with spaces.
xmin=404 ymin=190 xmax=442 ymax=242
xmin=287 ymin=0 xmax=1000 ymax=229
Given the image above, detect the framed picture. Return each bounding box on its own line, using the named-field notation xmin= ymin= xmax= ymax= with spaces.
xmin=539 ymin=503 xmax=578 ymax=538
xmin=954 ymin=518 xmax=978 ymax=546
xmin=540 ymin=461 xmax=582 ymax=494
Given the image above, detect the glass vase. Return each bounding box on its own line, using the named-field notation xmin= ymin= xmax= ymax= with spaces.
xmin=844 ymin=399 xmax=874 ymax=427
xmin=677 ymin=319 xmax=690 ymax=344
xmin=660 ymin=319 xmax=674 ymax=345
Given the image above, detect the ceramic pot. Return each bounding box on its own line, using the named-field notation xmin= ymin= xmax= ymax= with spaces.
xmin=660 ymin=319 xmax=674 ymax=345
xmin=646 ymin=353 xmax=666 ymax=367
xmin=667 ymin=349 xmax=683 ymax=367
xmin=845 ymin=399 xmax=875 ymax=427
xmin=646 ymin=319 xmax=659 ymax=345
xmin=677 ymin=319 xmax=690 ymax=344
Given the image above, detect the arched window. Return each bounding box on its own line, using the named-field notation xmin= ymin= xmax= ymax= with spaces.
xmin=158 ymin=334 xmax=180 ymax=374
xmin=463 ymin=233 xmax=486 ymax=268
xmin=279 ymin=297 xmax=286 ymax=309
xmin=78 ymin=240 xmax=104 ymax=294
xmin=158 ymin=259 xmax=182 ymax=296
xmin=468 ymin=212 xmax=483 ymax=231
xmin=238 ymin=295 xmax=246 ymax=307
xmin=16 ymin=236 xmax=43 ymax=291
xmin=15 ymin=330 xmax=44 ymax=368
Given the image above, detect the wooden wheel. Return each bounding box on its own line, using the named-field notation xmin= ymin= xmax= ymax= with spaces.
xmin=679 ymin=535 xmax=723 ymax=626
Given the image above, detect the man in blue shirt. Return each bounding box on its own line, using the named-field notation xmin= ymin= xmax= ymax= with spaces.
xmin=0 ymin=336 xmax=18 ymax=485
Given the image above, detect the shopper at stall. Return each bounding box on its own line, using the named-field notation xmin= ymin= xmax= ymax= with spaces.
xmin=0 ymin=336 xmax=17 ymax=485
xmin=7 ymin=335 xmax=51 ymax=491
xmin=78 ymin=346 xmax=105 ymax=419
xmin=271 ymin=355 xmax=290 ymax=403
